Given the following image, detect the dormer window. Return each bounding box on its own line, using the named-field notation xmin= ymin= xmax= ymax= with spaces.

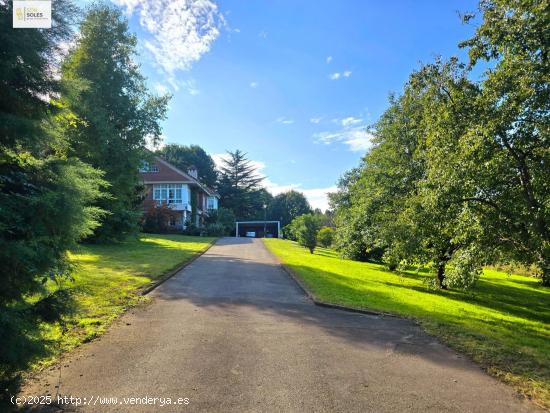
xmin=139 ymin=161 xmax=159 ymax=173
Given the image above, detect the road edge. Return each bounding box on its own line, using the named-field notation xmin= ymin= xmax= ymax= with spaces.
xmin=140 ymin=238 xmax=218 ymax=295
xmin=261 ymin=239 xmax=399 ymax=318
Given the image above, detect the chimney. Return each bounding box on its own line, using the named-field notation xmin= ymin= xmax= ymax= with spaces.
xmin=187 ymin=165 xmax=198 ymax=179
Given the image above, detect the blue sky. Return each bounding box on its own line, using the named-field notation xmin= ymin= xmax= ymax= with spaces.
xmin=86 ymin=0 xmax=480 ymax=209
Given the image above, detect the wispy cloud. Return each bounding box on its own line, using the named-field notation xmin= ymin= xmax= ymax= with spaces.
xmin=314 ymin=113 xmax=373 ymax=153
xmin=113 ymin=0 xmax=224 ymax=91
xmin=153 ymin=82 xmax=170 ymax=95
xmin=328 ymin=70 xmax=352 ymax=80
xmin=309 ymin=117 xmax=322 ymax=124
xmin=326 ymin=55 xmax=333 ymax=63
xmin=249 ymin=81 xmax=259 ymax=88
xmin=275 ymin=117 xmax=295 ymax=124
xmin=314 ymin=127 xmax=373 ymax=152
xmin=341 ymin=116 xmax=362 ymax=127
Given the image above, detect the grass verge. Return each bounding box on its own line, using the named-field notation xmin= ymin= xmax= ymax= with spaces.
xmin=264 ymin=238 xmax=550 ymax=409
xmin=1 ymin=234 xmax=215 ymax=385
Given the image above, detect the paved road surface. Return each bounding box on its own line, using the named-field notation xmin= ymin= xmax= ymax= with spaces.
xmin=21 ymin=238 xmax=537 ymax=412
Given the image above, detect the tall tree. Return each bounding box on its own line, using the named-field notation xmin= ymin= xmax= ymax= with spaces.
xmin=59 ymin=3 xmax=169 ymax=241
xmin=217 ymin=150 xmax=265 ymax=219
xmin=453 ymin=0 xmax=550 ymax=285
xmin=156 ymin=144 xmax=217 ymax=188
xmin=269 ymin=190 xmax=312 ymax=227
xmin=0 ymin=0 xmax=105 ymax=307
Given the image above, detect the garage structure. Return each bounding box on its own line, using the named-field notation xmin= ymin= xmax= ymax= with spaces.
xmin=235 ymin=221 xmax=282 ymax=238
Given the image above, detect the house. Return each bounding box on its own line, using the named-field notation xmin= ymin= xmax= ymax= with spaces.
xmin=139 ymin=156 xmax=219 ymax=230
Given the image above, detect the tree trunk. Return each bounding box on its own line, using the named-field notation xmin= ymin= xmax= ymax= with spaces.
xmin=437 ymin=260 xmax=448 ymax=290
xmin=541 ymin=261 xmax=550 ymax=287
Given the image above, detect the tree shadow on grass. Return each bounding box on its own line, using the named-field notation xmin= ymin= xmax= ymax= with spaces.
xmin=1 ymin=289 xmax=78 ymax=412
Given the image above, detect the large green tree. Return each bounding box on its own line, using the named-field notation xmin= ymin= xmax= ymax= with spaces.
xmin=453 ymin=0 xmax=550 ymax=285
xmin=217 ymin=150 xmax=265 ymax=219
xmin=59 ymin=4 xmax=169 ymax=241
xmin=268 ymin=190 xmax=312 ymax=227
xmin=157 ymin=144 xmax=217 ymax=188
xmin=0 ymin=0 xmax=105 ymax=308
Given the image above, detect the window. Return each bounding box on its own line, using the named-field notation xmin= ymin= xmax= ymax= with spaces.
xmin=153 ymin=184 xmax=186 ymax=204
xmin=139 ymin=161 xmax=159 ymax=173
xmin=207 ymin=197 xmax=216 ymax=210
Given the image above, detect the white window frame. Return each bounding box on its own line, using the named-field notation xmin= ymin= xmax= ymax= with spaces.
xmin=153 ymin=184 xmax=186 ymax=204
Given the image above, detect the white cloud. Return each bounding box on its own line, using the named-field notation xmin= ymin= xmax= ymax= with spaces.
xmin=258 ymin=30 xmax=268 ymax=38
xmin=153 ymin=82 xmax=170 ymax=94
xmin=314 ymin=127 xmax=373 ymax=152
xmin=326 ymin=55 xmax=333 ymax=63
xmin=276 ymin=117 xmax=294 ymax=124
xmin=212 ymin=153 xmax=266 ymax=174
xmin=329 ymin=70 xmax=352 ymax=80
xmin=309 ymin=117 xmax=322 ymax=124
xmin=249 ymin=81 xmax=259 ymax=88
xmin=301 ymin=186 xmax=337 ymax=211
xmin=112 ymin=0 xmax=224 ymax=86
xmin=341 ymin=116 xmax=362 ymax=127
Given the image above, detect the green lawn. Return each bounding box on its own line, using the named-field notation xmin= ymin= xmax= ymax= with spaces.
xmin=264 ymin=238 xmax=550 ymax=409
xmin=4 ymin=234 xmax=215 ymax=378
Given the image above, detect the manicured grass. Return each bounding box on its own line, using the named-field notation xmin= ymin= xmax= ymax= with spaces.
xmin=264 ymin=238 xmax=550 ymax=409
xmin=8 ymin=234 xmax=215 ymax=376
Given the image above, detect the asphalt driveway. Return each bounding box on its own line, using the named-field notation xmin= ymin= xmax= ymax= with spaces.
xmin=20 ymin=238 xmax=537 ymax=412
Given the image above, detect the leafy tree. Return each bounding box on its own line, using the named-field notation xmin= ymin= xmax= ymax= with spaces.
xmin=157 ymin=144 xmax=217 ymax=188
xmin=0 ymin=1 xmax=106 ymax=308
xmin=454 ymin=0 xmax=550 ymax=285
xmin=59 ymin=4 xmax=169 ymax=242
xmin=292 ymin=214 xmax=321 ymax=254
xmin=332 ymin=60 xmax=485 ymax=289
xmin=217 ymin=150 xmax=265 ymax=219
xmin=268 ymin=190 xmax=312 ymax=227
xmin=317 ymin=227 xmax=334 ymax=248
xmin=330 ymin=166 xmax=371 ymax=261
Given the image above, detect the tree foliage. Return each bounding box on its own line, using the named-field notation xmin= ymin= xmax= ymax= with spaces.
xmin=217 ymin=150 xmax=265 ymax=219
xmin=58 ymin=3 xmax=169 ymax=242
xmin=291 ymin=214 xmax=321 ymax=254
xmin=317 ymin=227 xmax=334 ymax=248
xmin=331 ymin=0 xmax=549 ymax=287
xmin=268 ymin=190 xmax=312 ymax=227
xmin=157 ymin=144 xmax=217 ymax=188
xmin=0 ymin=1 xmax=105 ymax=306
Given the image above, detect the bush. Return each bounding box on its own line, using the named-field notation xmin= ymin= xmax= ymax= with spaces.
xmin=445 ymin=249 xmax=483 ymax=289
xmin=205 ymin=207 xmax=235 ymax=235
xmin=141 ymin=204 xmax=179 ymax=233
xmin=182 ymin=222 xmax=202 ymax=236
xmin=317 ymin=227 xmax=334 ymax=248
xmin=204 ymin=223 xmax=225 ymax=237
xmin=291 ymin=214 xmax=321 ymax=254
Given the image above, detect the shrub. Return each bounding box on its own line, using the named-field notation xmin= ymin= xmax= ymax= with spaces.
xmin=317 ymin=227 xmax=334 ymax=248
xmin=291 ymin=214 xmax=321 ymax=254
xmin=205 ymin=207 xmax=235 ymax=235
xmin=141 ymin=204 xmax=179 ymax=233
xmin=205 ymin=223 xmax=225 ymax=237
